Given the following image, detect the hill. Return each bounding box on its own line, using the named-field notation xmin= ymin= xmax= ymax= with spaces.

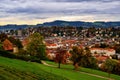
xmin=37 ymin=20 xmax=120 ymax=27
xmin=0 ymin=56 xmax=120 ymax=80
xmin=0 ymin=25 xmax=28 ymax=31
xmin=0 ymin=56 xmax=67 ymax=80
xmin=0 ymin=20 xmax=120 ymax=31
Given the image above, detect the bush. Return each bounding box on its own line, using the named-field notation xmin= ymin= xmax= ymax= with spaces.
xmin=29 ymin=56 xmax=41 ymax=63
xmin=79 ymin=57 xmax=98 ymax=70
xmin=0 ymin=50 xmax=41 ymax=63
xmin=0 ymin=50 xmax=16 ymax=58
xmin=113 ymin=62 xmax=120 ymax=75
xmin=100 ymin=59 xmax=120 ymax=76
xmin=16 ymin=49 xmax=41 ymax=63
xmin=17 ymin=49 xmax=29 ymax=55
xmin=15 ymin=55 xmax=30 ymax=61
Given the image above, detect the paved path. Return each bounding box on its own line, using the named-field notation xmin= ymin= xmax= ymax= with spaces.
xmin=41 ymin=61 xmax=57 ymax=67
xmin=78 ymin=71 xmax=114 ymax=80
xmin=41 ymin=61 xmax=114 ymax=80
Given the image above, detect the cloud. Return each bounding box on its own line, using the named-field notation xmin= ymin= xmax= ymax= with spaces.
xmin=0 ymin=0 xmax=120 ymax=25
xmin=9 ymin=0 xmax=119 ymax=2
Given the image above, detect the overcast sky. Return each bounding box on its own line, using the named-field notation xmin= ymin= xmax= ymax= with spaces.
xmin=0 ymin=0 xmax=120 ymax=25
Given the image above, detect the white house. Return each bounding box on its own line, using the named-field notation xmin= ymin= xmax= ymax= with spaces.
xmin=46 ymin=43 xmax=63 ymax=49
xmin=90 ymin=48 xmax=115 ymax=56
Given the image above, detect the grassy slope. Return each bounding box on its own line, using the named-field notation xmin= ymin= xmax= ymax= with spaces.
xmin=45 ymin=61 xmax=120 ymax=80
xmin=37 ymin=65 xmax=105 ymax=80
xmin=0 ymin=56 xmax=67 ymax=80
xmin=0 ymin=56 xmax=120 ymax=80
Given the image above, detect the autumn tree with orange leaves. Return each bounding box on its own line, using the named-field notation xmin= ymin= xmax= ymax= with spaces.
xmin=54 ymin=48 xmax=69 ymax=68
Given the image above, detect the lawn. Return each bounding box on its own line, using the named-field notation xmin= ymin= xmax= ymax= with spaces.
xmin=0 ymin=56 xmax=67 ymax=80
xmin=0 ymin=56 xmax=120 ymax=80
xmin=45 ymin=60 xmax=120 ymax=80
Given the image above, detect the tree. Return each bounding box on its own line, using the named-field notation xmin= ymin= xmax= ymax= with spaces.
xmin=15 ymin=39 xmax=23 ymax=49
xmin=81 ymin=48 xmax=97 ymax=69
xmin=104 ymin=59 xmax=117 ymax=78
xmin=0 ymin=33 xmax=8 ymax=42
xmin=8 ymin=37 xmax=23 ymax=49
xmin=100 ymin=43 xmax=109 ymax=48
xmin=113 ymin=44 xmax=120 ymax=54
xmin=114 ymin=62 xmax=120 ymax=75
xmin=70 ymin=47 xmax=98 ymax=70
xmin=54 ymin=48 xmax=68 ymax=68
xmin=0 ymin=42 xmax=3 ymax=50
xmin=26 ymin=32 xmax=46 ymax=60
xmin=70 ymin=46 xmax=85 ymax=70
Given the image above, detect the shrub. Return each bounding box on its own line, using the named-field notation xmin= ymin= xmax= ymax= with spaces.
xmin=29 ymin=56 xmax=41 ymax=63
xmin=0 ymin=50 xmax=16 ymax=58
xmin=0 ymin=50 xmax=41 ymax=63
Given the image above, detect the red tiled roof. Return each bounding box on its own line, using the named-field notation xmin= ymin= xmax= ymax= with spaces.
xmin=22 ymin=39 xmax=29 ymax=46
xmin=46 ymin=43 xmax=57 ymax=46
xmin=79 ymin=45 xmax=83 ymax=49
xmin=96 ymin=56 xmax=109 ymax=61
xmin=90 ymin=48 xmax=115 ymax=52
xmin=3 ymin=39 xmax=13 ymax=51
xmin=64 ymin=40 xmax=76 ymax=43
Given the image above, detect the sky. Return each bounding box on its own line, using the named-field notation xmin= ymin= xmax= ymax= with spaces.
xmin=0 ymin=0 xmax=120 ymax=25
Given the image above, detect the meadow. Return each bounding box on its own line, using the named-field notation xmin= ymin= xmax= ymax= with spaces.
xmin=0 ymin=56 xmax=120 ymax=80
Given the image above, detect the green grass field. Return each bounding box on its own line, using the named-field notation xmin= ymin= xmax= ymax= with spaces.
xmin=0 ymin=56 xmax=120 ymax=80
xmin=45 ymin=61 xmax=120 ymax=80
xmin=0 ymin=56 xmax=67 ymax=80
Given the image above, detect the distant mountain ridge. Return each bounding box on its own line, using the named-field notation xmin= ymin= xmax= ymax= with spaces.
xmin=38 ymin=20 xmax=120 ymax=27
xmin=0 ymin=25 xmax=28 ymax=31
xmin=0 ymin=20 xmax=120 ymax=31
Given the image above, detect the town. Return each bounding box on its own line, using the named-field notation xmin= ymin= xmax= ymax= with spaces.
xmin=0 ymin=25 xmax=120 ymax=79
xmin=0 ymin=0 xmax=120 ymax=79
xmin=0 ymin=27 xmax=120 ymax=60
